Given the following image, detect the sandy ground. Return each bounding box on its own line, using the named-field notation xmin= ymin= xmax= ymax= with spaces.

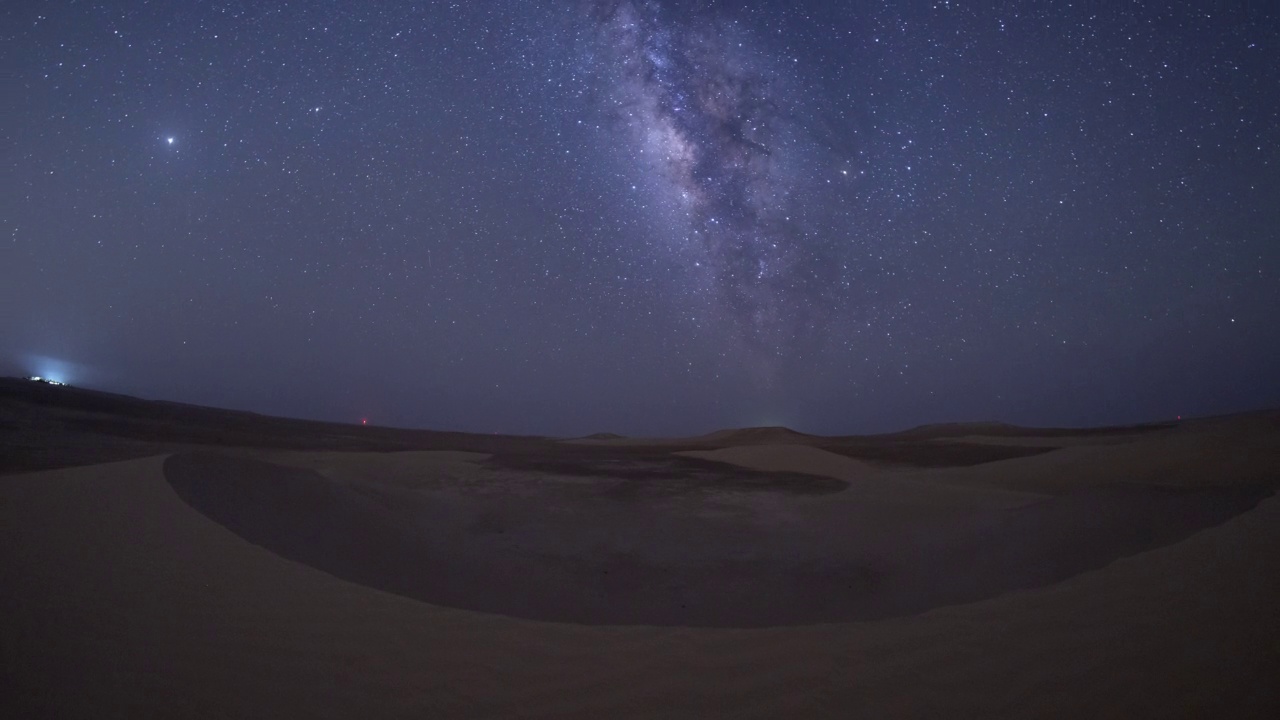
xmin=2 ymin=413 xmax=1279 ymax=717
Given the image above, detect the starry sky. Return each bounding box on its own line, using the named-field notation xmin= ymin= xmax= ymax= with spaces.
xmin=4 ymin=0 xmax=1278 ymax=436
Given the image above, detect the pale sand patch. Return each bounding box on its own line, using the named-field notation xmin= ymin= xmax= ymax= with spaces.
xmin=560 ymin=436 xmax=701 ymax=447
xmin=1 ymin=455 xmax=1276 ymax=717
xmin=912 ymin=413 xmax=1280 ymax=494
xmin=941 ymin=433 xmax=1156 ymax=447
xmin=679 ymin=443 xmax=1042 ymax=509
xmin=679 ymin=444 xmax=878 ymax=479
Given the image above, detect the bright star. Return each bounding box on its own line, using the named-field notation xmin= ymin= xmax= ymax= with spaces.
xmin=166 ymin=137 xmax=174 ymax=145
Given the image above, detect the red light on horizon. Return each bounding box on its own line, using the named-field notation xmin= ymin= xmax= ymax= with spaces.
xmin=362 ymin=418 xmax=368 ymax=425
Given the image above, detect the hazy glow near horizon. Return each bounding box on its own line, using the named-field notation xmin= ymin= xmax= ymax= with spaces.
xmin=22 ymin=356 xmax=81 ymax=387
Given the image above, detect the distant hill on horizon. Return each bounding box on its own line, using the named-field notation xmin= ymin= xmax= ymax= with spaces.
xmin=5 ymin=375 xmax=1267 ymax=457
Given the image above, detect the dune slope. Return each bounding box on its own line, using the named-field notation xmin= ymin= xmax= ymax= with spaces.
xmin=1 ymin=455 xmax=1277 ymax=717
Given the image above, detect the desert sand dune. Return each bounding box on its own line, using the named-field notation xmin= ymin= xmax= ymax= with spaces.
xmin=1 ymin=452 xmax=1277 ymax=718
xmin=872 ymin=418 xmax=1179 ymax=442
xmin=559 ymin=425 xmax=819 ymax=448
xmin=678 ymin=443 xmax=1045 ymax=511
xmin=679 ymin=443 xmax=881 ymax=478
xmin=2 ymin=389 xmax=1279 ymax=717
xmin=910 ymin=411 xmax=1280 ymax=495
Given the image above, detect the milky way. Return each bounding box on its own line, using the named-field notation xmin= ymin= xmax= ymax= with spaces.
xmin=583 ymin=1 xmax=823 ymax=356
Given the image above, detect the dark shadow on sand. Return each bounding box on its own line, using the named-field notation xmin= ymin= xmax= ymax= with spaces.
xmin=164 ymin=451 xmax=1271 ymax=628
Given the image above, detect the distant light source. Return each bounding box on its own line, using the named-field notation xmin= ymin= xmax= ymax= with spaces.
xmin=25 ymin=355 xmax=79 ymax=386
xmin=362 ymin=418 xmax=368 ymax=425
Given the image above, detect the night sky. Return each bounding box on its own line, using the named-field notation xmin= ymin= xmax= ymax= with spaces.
xmin=4 ymin=1 xmax=1278 ymax=436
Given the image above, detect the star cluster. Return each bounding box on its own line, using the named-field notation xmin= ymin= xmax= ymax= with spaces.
xmin=3 ymin=1 xmax=1277 ymax=435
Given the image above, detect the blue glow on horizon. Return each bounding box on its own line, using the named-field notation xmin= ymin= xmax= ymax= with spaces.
xmin=24 ymin=355 xmax=82 ymax=386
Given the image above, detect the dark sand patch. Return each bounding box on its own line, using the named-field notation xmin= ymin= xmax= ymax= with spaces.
xmin=818 ymin=440 xmax=1059 ymax=467
xmin=164 ymin=451 xmax=1270 ymax=627
xmin=484 ymin=451 xmax=848 ymax=496
xmin=874 ymin=420 xmax=1179 ymax=441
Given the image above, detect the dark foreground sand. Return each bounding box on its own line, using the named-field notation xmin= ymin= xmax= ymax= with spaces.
xmin=2 ymin=396 xmax=1279 ymax=717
